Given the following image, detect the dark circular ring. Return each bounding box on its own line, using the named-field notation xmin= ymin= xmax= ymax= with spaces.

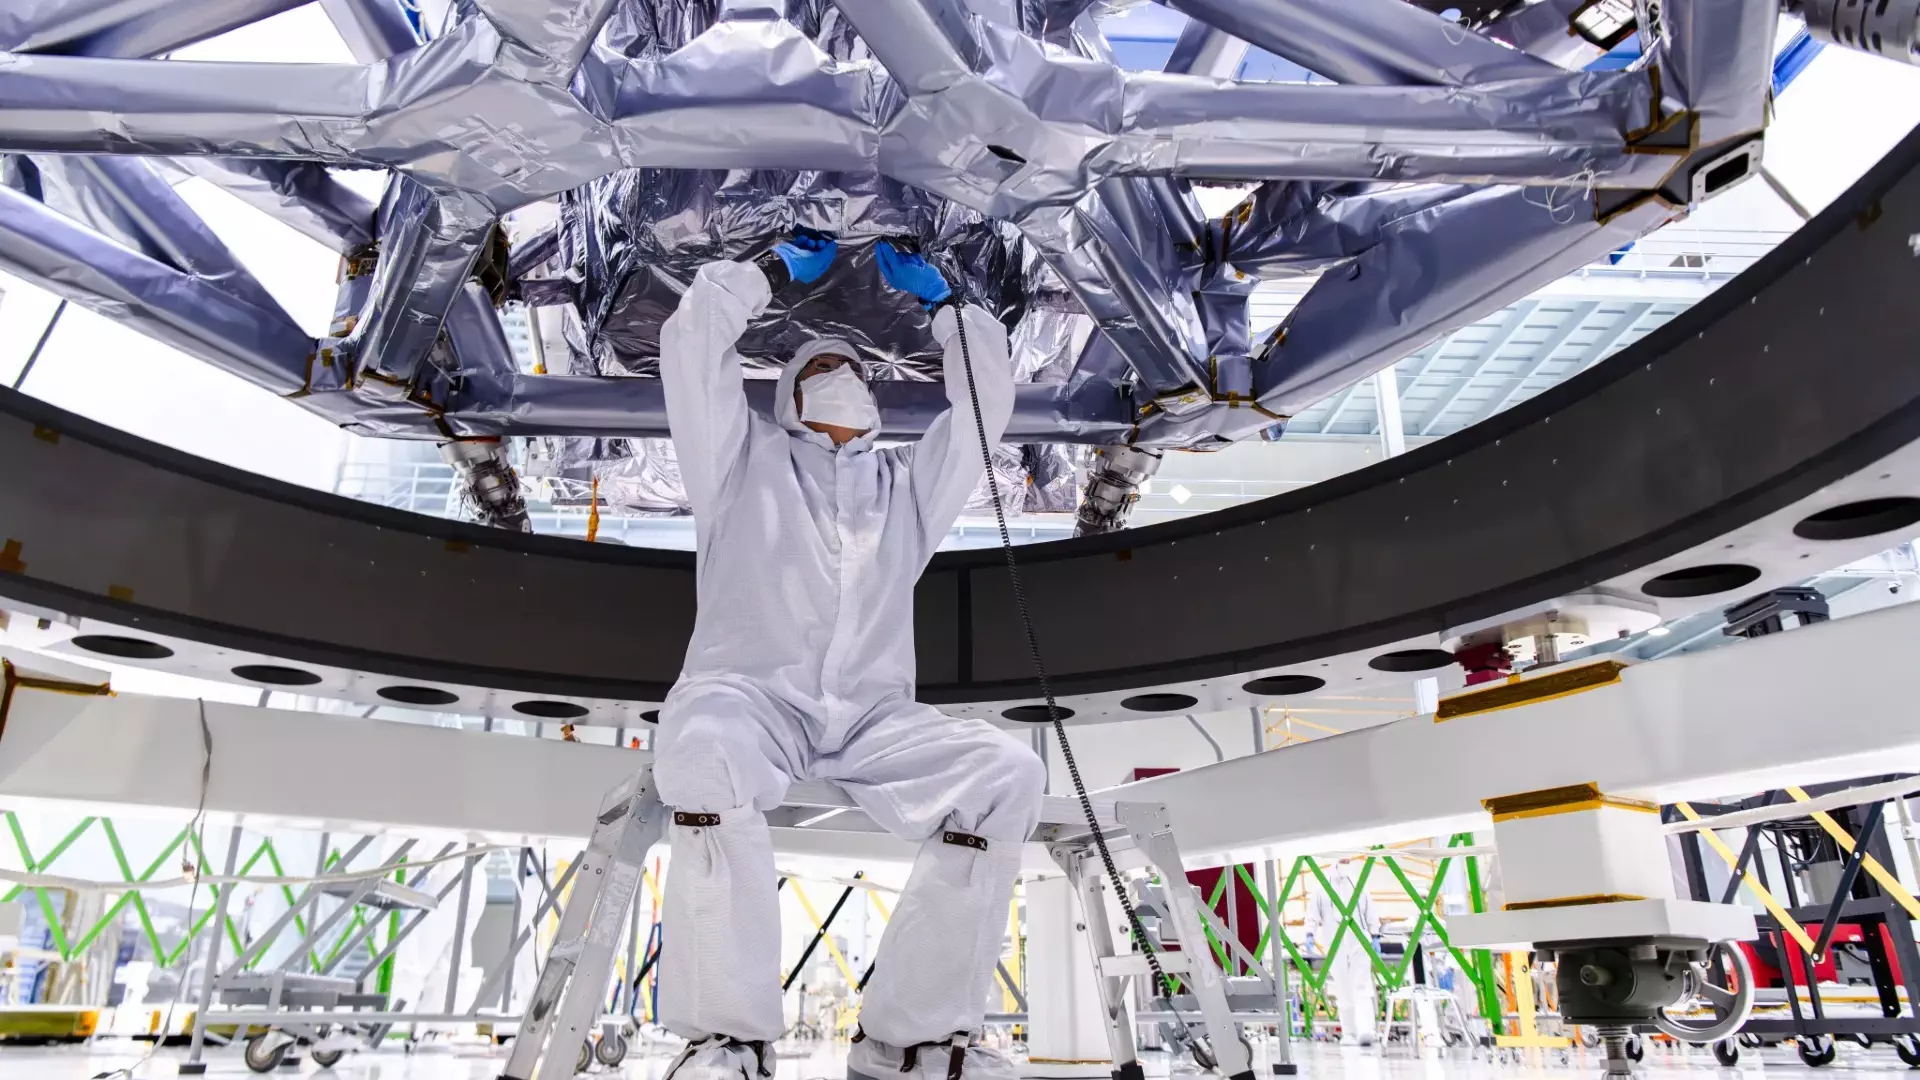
xmin=1120 ymin=693 xmax=1200 ymax=713
xmin=231 ymin=664 xmax=323 ymax=686
xmin=71 ymin=635 xmax=173 ymax=660
xmin=1242 ymin=674 xmax=1327 ymax=696
xmin=377 ymin=685 xmax=459 ymax=706
xmin=1793 ymin=497 xmax=1920 ymax=541
xmin=1641 ymin=564 xmax=1763 ymax=599
xmin=513 ymin=700 xmax=589 ymax=719
xmin=1003 ymin=704 xmax=1075 ymax=723
xmin=1368 ymin=649 xmax=1457 ymax=673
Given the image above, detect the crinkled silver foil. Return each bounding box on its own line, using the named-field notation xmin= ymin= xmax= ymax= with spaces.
xmin=527 ymin=0 xmax=1076 ymax=514
xmin=561 ymin=166 xmax=1024 ymax=379
xmin=0 ymin=0 xmax=1784 ymax=471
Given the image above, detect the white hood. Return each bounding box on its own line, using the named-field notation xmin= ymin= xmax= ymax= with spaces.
xmin=773 ymin=336 xmax=860 ymax=434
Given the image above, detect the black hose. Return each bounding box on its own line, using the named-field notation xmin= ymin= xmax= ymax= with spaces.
xmin=12 ymin=299 xmax=66 ymax=390
xmin=948 ymin=306 xmax=1195 ymax=1031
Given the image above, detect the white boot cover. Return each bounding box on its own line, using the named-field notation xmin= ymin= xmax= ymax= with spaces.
xmin=849 ymin=1034 xmax=1019 ymax=1080
xmin=858 ymin=833 xmax=1024 ymax=1046
xmin=666 ymin=1036 xmax=777 ymax=1080
xmin=660 ymin=810 xmax=784 ymax=1041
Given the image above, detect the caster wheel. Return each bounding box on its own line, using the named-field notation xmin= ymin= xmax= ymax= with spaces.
xmin=1712 ymin=1039 xmax=1739 ymax=1067
xmin=595 ymin=1032 xmax=629 ymax=1067
xmin=244 ymin=1036 xmax=288 ymax=1074
xmin=1739 ymin=1033 xmax=1763 ymax=1049
xmin=578 ymin=1039 xmax=593 ymax=1073
xmin=1798 ymin=1035 xmax=1837 ymax=1067
xmin=311 ymin=1048 xmax=345 ymax=1068
xmin=1188 ymin=1037 xmax=1218 ymax=1072
xmin=1627 ymin=1036 xmax=1645 ymax=1062
xmin=1895 ymin=1033 xmax=1920 ymax=1068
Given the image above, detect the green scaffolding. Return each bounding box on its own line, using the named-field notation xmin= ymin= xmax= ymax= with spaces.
xmin=1179 ymin=834 xmax=1504 ymax=1035
xmin=1 ymin=812 xmax=392 ymax=986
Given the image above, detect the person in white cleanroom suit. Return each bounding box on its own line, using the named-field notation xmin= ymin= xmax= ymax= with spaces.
xmin=653 ymin=232 xmax=1046 ymax=1080
xmin=1307 ymin=861 xmax=1380 ymax=1046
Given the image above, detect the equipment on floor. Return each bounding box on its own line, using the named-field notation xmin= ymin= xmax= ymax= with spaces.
xmin=1450 ymin=774 xmax=1757 ymax=1079
xmin=1671 ymin=775 xmax=1920 ymax=1068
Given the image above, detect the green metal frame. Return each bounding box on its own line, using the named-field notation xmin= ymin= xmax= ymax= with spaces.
xmin=0 ymin=812 xmax=381 ymax=977
xmin=1178 ymin=834 xmax=1504 ymax=1035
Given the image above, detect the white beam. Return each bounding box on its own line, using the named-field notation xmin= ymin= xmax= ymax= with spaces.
xmin=0 ymin=653 xmax=917 ymax=862
xmin=0 ymin=647 xmax=1108 ymax=869
xmin=1371 ymin=364 xmax=1405 ymax=456
xmin=14 ymin=599 xmax=1920 ymax=872
xmin=1113 ymin=598 xmax=1920 ymax=866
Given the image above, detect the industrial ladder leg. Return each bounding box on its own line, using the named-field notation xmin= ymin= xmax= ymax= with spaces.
xmin=1114 ymin=801 xmax=1254 ymax=1080
xmin=501 ymin=770 xmax=667 ymax=1080
xmin=1056 ymin=846 xmax=1143 ymax=1080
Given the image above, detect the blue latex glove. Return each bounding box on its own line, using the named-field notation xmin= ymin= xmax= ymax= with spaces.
xmin=876 ymin=241 xmax=952 ymax=307
xmin=772 ymin=232 xmax=837 ymax=284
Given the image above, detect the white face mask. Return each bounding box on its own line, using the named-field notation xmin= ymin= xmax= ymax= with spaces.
xmin=798 ymin=365 xmax=879 ymax=432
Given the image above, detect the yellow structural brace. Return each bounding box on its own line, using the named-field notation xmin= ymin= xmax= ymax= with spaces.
xmin=1494 ymin=951 xmax=1571 ymax=1049
xmin=1004 ymin=894 xmax=1022 ymax=1012
xmin=1674 ymin=802 xmax=1817 ymax=954
xmin=789 ymin=880 xmax=861 ymax=988
xmin=1784 ymin=786 xmax=1920 ymax=923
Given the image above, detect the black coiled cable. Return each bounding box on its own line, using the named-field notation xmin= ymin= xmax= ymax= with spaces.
xmin=947 ymin=305 xmax=1195 ymax=1032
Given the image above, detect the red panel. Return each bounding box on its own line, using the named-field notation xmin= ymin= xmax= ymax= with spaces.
xmin=1127 ymin=767 xmax=1261 ymax=964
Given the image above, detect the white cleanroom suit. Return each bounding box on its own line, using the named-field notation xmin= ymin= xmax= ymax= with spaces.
xmin=652 ymin=259 xmax=1045 ymax=1078
xmin=1307 ymin=863 xmax=1380 ymax=1046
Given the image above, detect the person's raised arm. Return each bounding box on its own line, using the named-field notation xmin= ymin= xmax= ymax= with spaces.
xmin=659 ymin=260 xmax=768 ymax=514
xmin=875 ymin=242 xmax=1015 ymax=540
xmin=660 ymin=234 xmax=836 ymax=511
xmin=914 ymin=303 xmax=1015 ymax=534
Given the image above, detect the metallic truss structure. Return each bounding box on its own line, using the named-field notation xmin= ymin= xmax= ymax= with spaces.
xmin=0 ymin=0 xmax=1897 ymax=495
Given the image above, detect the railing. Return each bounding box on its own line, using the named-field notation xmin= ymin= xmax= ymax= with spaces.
xmin=1570 ymin=226 xmax=1796 ymax=282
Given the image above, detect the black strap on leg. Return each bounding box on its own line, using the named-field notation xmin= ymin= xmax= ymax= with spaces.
xmin=946 ymin=1034 xmax=969 ymax=1080
xmin=894 ymin=1032 xmax=974 ymax=1079
xmin=941 ymin=830 xmax=988 ymax=851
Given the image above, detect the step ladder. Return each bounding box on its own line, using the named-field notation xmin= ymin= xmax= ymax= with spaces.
xmin=502 ymin=767 xmax=1254 ymax=1080
xmin=500 ymin=770 xmax=667 ymax=1080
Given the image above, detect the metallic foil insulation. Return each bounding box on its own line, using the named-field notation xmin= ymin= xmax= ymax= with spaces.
xmin=0 ymin=0 xmax=1800 ymax=521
